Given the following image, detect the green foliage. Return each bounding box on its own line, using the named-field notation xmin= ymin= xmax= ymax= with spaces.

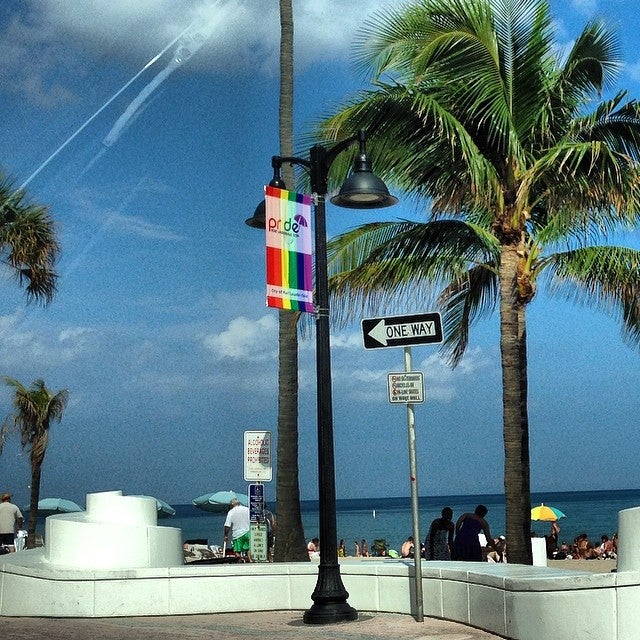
xmin=315 ymin=0 xmax=640 ymax=564
xmin=0 ymin=179 xmax=59 ymax=304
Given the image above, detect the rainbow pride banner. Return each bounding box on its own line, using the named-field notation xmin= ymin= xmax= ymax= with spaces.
xmin=265 ymin=185 xmax=314 ymax=313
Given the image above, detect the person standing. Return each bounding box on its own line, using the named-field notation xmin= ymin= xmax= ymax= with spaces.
xmin=426 ymin=506 xmax=455 ymax=560
xmin=452 ymin=504 xmax=500 ymax=561
xmin=223 ymin=498 xmax=252 ymax=562
xmin=0 ymin=493 xmax=23 ymax=552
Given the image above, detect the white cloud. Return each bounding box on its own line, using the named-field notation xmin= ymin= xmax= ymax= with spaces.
xmin=203 ymin=314 xmax=278 ymax=360
xmin=570 ymin=0 xmax=597 ymax=15
xmin=330 ymin=330 xmax=363 ymax=349
xmin=0 ymin=312 xmax=98 ymax=370
xmin=628 ymin=61 xmax=640 ymax=83
xmin=1 ymin=0 xmax=395 ymax=107
xmin=102 ymin=211 xmax=185 ymax=241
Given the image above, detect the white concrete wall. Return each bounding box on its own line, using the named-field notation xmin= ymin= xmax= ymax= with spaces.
xmin=0 ymin=554 xmax=637 ymax=640
xmin=0 ymin=493 xmax=638 ymax=640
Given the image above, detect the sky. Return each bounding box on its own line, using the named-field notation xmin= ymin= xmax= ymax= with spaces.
xmin=0 ymin=0 xmax=639 ymax=510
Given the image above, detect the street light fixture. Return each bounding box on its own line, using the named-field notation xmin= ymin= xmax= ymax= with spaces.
xmin=246 ymin=130 xmax=397 ymax=624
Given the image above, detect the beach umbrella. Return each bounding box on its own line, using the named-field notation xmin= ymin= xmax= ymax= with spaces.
xmin=132 ymin=495 xmax=176 ymax=518
xmin=192 ymin=490 xmax=249 ymax=513
xmin=531 ymin=503 xmax=566 ymax=522
xmin=24 ymin=497 xmax=84 ymax=517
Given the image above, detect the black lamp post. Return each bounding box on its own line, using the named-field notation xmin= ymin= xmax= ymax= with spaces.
xmin=246 ymin=130 xmax=397 ymax=624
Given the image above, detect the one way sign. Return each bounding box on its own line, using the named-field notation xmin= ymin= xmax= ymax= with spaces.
xmin=361 ymin=312 xmax=443 ymax=349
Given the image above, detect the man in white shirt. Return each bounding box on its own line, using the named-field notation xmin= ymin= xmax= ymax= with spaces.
xmin=223 ymin=498 xmax=252 ymax=562
xmin=0 ymin=493 xmax=23 ymax=551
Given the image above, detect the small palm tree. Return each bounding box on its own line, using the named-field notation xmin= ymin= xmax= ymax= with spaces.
xmin=0 ymin=179 xmax=59 ymax=304
xmin=2 ymin=378 xmax=69 ymax=548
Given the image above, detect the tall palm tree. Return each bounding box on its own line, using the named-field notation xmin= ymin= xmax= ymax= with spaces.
xmin=2 ymin=378 xmax=69 ymax=548
xmin=273 ymin=0 xmax=308 ymax=561
xmin=316 ymin=0 xmax=640 ymax=563
xmin=0 ymin=179 xmax=59 ymax=304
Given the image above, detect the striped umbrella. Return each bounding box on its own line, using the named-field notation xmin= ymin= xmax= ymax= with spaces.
xmin=530 ymin=503 xmax=566 ymax=522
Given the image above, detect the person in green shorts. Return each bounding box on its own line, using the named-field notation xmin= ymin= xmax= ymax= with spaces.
xmin=223 ymin=498 xmax=252 ymax=562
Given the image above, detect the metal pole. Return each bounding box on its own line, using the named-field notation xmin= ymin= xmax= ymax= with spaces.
xmin=303 ymin=155 xmax=357 ymax=623
xmin=405 ymin=346 xmax=424 ymax=622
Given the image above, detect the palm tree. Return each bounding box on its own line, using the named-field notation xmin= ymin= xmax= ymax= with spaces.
xmin=316 ymin=0 xmax=640 ymax=563
xmin=2 ymin=378 xmax=69 ymax=548
xmin=0 ymin=178 xmax=59 ymax=304
xmin=273 ymin=0 xmax=308 ymax=561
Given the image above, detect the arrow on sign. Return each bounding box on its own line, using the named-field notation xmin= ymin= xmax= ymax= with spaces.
xmin=361 ymin=312 xmax=443 ymax=349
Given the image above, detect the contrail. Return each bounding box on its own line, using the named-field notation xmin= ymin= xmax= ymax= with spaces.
xmin=102 ymin=27 xmax=211 ymax=148
xmin=19 ymin=20 xmax=197 ymax=189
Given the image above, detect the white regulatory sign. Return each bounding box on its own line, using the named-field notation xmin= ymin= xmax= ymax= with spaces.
xmin=244 ymin=430 xmax=272 ymax=481
xmin=387 ymin=372 xmax=425 ymax=404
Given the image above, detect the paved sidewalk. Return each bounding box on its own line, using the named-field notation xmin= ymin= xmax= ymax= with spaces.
xmin=0 ymin=611 xmax=503 ymax=639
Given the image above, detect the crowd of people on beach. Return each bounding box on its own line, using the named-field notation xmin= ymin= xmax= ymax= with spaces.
xmin=324 ymin=504 xmax=618 ymax=564
xmin=322 ymin=505 xmax=506 ymax=561
xmin=542 ymin=525 xmax=618 ymax=560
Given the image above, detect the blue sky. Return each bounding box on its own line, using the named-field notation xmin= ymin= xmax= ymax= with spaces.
xmin=0 ymin=0 xmax=639 ymax=510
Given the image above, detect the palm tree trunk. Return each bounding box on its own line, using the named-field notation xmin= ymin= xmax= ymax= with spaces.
xmin=499 ymin=244 xmax=532 ymax=564
xmin=275 ymin=310 xmax=307 ymax=561
xmin=273 ymin=0 xmax=307 ymax=562
xmin=27 ymin=455 xmax=43 ymax=549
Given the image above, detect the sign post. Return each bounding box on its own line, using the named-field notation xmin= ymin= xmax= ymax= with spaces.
xmin=387 ymin=372 xmax=424 ymax=404
xmin=249 ymin=483 xmax=267 ymax=562
xmin=243 ymin=430 xmax=272 ymax=482
xmin=361 ymin=312 xmax=443 ymax=623
xmin=361 ymin=312 xmax=442 ymax=349
xmin=244 ymin=431 xmax=273 ymax=563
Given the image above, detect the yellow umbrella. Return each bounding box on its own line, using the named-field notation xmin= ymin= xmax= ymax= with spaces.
xmin=531 ymin=503 xmax=566 ymax=522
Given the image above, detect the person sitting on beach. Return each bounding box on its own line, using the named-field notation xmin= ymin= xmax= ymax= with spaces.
xmin=401 ymin=536 xmax=415 ymax=558
xmin=598 ymin=535 xmax=614 ymax=558
xmin=575 ymin=533 xmax=599 ymax=559
xmin=307 ymin=538 xmax=320 ymax=559
xmin=487 ymin=536 xmax=506 ymax=563
xmin=426 ymin=507 xmax=454 ymax=561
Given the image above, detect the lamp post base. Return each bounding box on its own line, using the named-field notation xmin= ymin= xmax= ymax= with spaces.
xmin=303 ymin=601 xmax=358 ymax=625
xmin=303 ymin=563 xmax=358 ymax=624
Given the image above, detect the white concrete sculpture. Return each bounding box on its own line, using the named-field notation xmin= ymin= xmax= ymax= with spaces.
xmin=44 ymin=490 xmax=183 ymax=569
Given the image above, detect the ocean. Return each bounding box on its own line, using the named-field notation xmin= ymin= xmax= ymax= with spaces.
xmin=161 ymin=488 xmax=640 ymax=553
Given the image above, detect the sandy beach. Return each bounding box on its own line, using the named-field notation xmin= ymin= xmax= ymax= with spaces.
xmin=549 ymin=558 xmax=616 ymax=573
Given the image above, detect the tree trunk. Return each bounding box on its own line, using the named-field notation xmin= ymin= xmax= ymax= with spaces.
xmin=274 ymin=311 xmax=307 ymax=561
xmin=273 ymin=0 xmax=307 ymax=562
xmin=27 ymin=454 xmax=43 ymax=549
xmin=499 ymin=244 xmax=532 ymax=565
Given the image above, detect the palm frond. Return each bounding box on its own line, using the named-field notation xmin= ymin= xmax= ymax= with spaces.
xmin=328 ymin=219 xmax=499 ymax=327
xmin=539 ymin=246 xmax=640 ymax=343
xmin=438 ymin=264 xmax=499 ymax=364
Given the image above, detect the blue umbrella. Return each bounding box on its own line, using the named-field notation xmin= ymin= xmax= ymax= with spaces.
xmin=192 ymin=490 xmax=249 ymax=513
xmin=132 ymin=495 xmax=176 ymax=518
xmin=24 ymin=497 xmax=84 ymax=517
